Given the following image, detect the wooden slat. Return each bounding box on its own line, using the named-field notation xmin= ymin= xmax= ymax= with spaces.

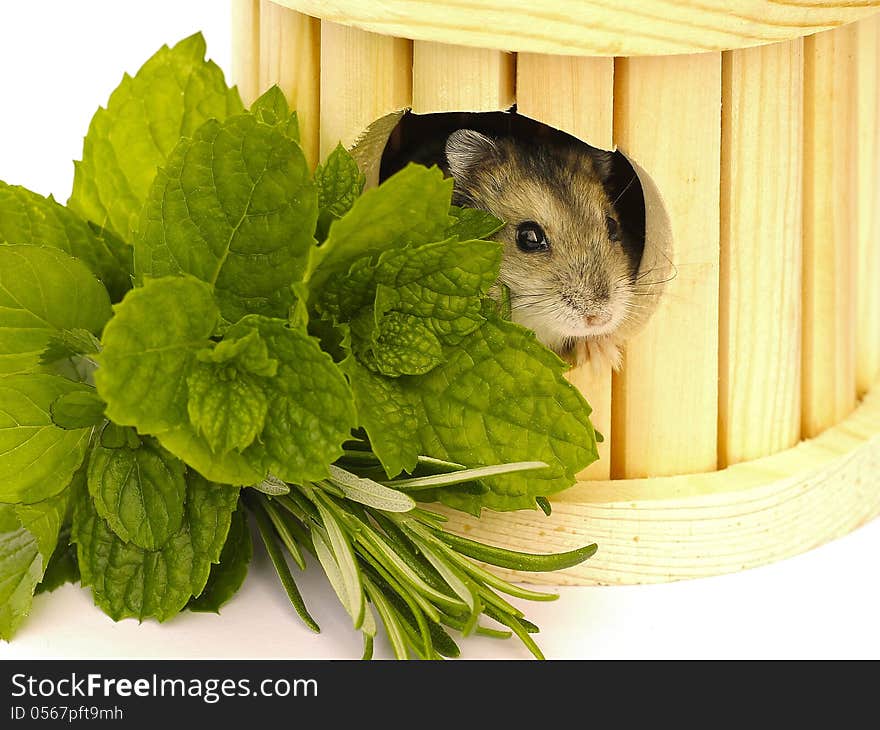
xmin=258 ymin=2 xmax=321 ymax=168
xmin=517 ymin=54 xmax=614 ymax=480
xmin=412 ymin=42 xmax=514 ymax=113
xmin=270 ymin=0 xmax=880 ymax=58
xmin=719 ymin=40 xmax=803 ymax=467
xmin=231 ymin=0 xmax=261 ymax=106
xmin=856 ymin=15 xmax=880 ymax=397
xmin=610 ymin=54 xmax=721 ymax=478
xmin=515 ymin=54 xmax=612 ymax=142
xmin=319 ymin=22 xmax=411 ymax=176
xmin=802 ymin=26 xmax=859 ymax=438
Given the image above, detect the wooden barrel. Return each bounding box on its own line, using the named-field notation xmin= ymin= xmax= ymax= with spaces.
xmin=237 ymin=0 xmax=880 ymax=584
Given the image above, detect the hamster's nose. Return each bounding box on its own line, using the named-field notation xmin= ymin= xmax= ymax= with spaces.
xmin=584 ymin=312 xmax=612 ymax=328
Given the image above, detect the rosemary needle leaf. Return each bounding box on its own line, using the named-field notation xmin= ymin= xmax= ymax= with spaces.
xmin=364 ymin=580 xmax=409 ymax=660
xmin=475 ymin=625 xmax=513 ymax=640
xmin=435 ymin=529 xmax=598 ymax=573
xmin=262 ymin=498 xmax=307 ymax=570
xmin=328 ymin=464 xmax=415 ymax=512
xmin=313 ymin=529 xmax=362 ymax=629
xmin=251 ymin=474 xmax=290 ymax=496
xmin=361 ymin=635 xmax=374 ymax=661
xmin=313 ymin=505 xmax=364 ymax=629
xmin=386 ymin=461 xmax=548 ymax=491
xmin=251 ymin=499 xmax=320 ymax=633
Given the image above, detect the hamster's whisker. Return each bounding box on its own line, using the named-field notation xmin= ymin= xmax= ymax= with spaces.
xmin=633 ymin=266 xmax=677 ymax=284
xmin=632 ymin=273 xmax=678 ymax=287
xmin=633 ymin=266 xmax=659 ymax=281
xmin=512 ymin=292 xmax=556 ymax=299
xmin=611 ymin=174 xmax=638 ymax=207
xmin=653 ymin=249 xmax=680 ymax=279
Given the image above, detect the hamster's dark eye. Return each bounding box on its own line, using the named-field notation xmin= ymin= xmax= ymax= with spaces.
xmin=605 ymin=215 xmax=621 ymax=242
xmin=515 ymin=221 xmax=549 ymax=252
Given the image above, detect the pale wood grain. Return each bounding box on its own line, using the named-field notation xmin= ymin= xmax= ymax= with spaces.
xmin=412 ymin=42 xmax=514 ymax=113
xmin=610 ymin=54 xmax=721 ymax=478
xmin=439 ymin=384 xmax=880 ymax=585
xmin=856 ymin=15 xmax=880 ymax=397
xmin=259 ymin=2 xmax=321 ymax=168
xmin=319 ymin=21 xmax=412 ymax=176
xmin=269 ymin=0 xmax=880 ymax=57
xmin=719 ymin=40 xmax=803 ymax=466
xmin=802 ymin=25 xmax=858 ymax=438
xmin=516 ymin=55 xmax=613 ymax=144
xmin=517 ymin=54 xmax=614 ymax=480
xmin=232 ymin=0 xmax=261 ymax=106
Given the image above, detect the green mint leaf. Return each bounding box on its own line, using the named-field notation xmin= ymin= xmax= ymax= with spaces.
xmin=357 ymin=310 xmax=444 ymax=377
xmin=0 ymin=487 xmax=71 ymax=639
xmin=156 ymin=427 xmax=264 ymax=486
xmin=342 ymin=358 xmax=422 ymax=477
xmin=50 ymin=390 xmax=106 ymax=430
xmin=186 ymin=327 xmax=281 ymax=453
xmin=186 ymin=363 xmax=268 ymax=455
xmin=0 ymin=245 xmax=111 ymax=375
xmin=188 ymin=502 xmax=252 ymax=613
xmin=229 ymin=316 xmax=356 ymax=484
xmin=288 ymin=281 xmax=310 ymax=331
xmin=319 ymin=238 xmax=500 ymax=379
xmin=135 ymin=113 xmax=317 ymax=323
xmin=95 ymin=276 xmax=218 ymax=434
xmin=155 ymin=317 xmax=354 ymax=487
xmin=196 ymin=328 xmax=278 ymax=377
xmin=87 ymin=439 xmax=187 ymax=550
xmin=0 ymin=182 xmax=132 ymax=301
xmin=315 ymin=143 xmax=366 ymax=241
xmin=0 ymin=506 xmax=43 ymax=640
xmin=35 ymin=523 xmax=80 ymax=595
xmin=74 ymin=471 xmax=240 ymax=622
xmin=498 ymin=282 xmax=513 ymax=320
xmin=250 ymin=86 xmax=300 ymax=141
xmin=69 ymin=33 xmax=243 ymax=241
xmin=446 ymin=206 xmax=504 ymax=241
xmin=349 ymin=317 xmax=597 ymax=511
xmin=308 ymin=164 xmax=454 ymax=295
xmin=313 ymin=256 xmax=378 ymax=325
xmin=39 ymin=328 xmax=101 ymax=366
xmin=99 ymin=423 xmax=140 ymax=450
xmin=14 ymin=487 xmax=71 ymax=568
xmin=372 ymin=238 xmax=501 ymax=345
xmin=0 ymin=374 xmax=93 ymax=504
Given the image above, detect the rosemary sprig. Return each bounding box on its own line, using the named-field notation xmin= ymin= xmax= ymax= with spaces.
xmin=245 ymin=459 xmax=597 ymax=659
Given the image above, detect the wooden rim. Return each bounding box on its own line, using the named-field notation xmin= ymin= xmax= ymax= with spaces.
xmin=438 ymin=385 xmax=880 ymax=585
xmin=269 ymin=1 xmax=880 ymax=56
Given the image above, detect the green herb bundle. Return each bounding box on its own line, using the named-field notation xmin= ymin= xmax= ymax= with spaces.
xmin=0 ymin=34 xmax=599 ymax=658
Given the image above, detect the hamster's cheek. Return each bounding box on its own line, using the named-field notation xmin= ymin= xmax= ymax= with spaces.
xmin=497 ymin=253 xmax=553 ymax=295
xmin=509 ymin=304 xmax=569 ymax=353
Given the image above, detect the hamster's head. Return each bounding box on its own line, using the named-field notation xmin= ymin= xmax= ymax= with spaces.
xmin=445 ymin=129 xmax=641 ymax=355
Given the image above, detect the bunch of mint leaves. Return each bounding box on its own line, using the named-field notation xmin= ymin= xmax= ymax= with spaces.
xmin=0 ymin=34 xmax=598 ymax=659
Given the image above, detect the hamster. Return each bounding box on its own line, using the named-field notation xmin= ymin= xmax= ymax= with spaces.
xmin=443 ymin=129 xmax=643 ymax=370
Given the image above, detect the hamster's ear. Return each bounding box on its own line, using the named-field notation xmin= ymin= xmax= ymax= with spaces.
xmin=590 ymin=149 xmax=615 ymax=183
xmin=445 ymin=129 xmax=499 ymax=181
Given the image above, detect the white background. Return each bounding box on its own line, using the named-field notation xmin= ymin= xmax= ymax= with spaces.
xmin=1 ymin=0 xmax=879 ymax=660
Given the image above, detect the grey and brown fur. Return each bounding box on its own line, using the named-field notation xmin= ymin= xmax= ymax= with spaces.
xmin=445 ymin=129 xmax=642 ymax=370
